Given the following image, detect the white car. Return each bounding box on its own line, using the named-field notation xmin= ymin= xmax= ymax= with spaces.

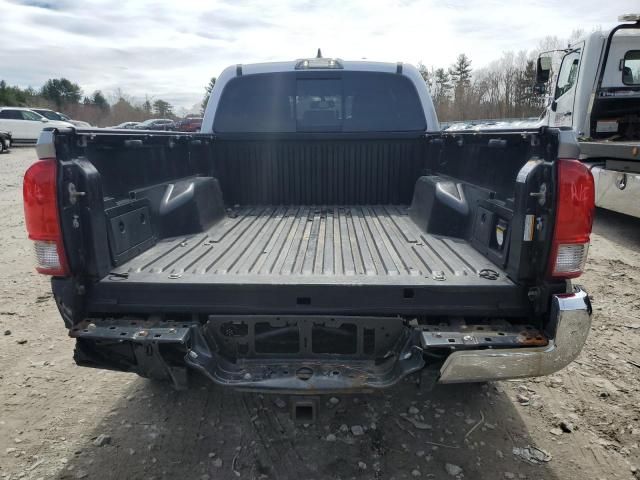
xmin=31 ymin=108 xmax=92 ymax=128
xmin=0 ymin=107 xmax=74 ymax=143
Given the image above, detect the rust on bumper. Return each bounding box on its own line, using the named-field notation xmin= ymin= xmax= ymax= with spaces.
xmin=438 ymin=287 xmax=592 ymax=383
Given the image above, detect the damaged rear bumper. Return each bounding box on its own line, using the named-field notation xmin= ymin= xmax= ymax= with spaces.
xmin=72 ymin=316 xmax=426 ymax=392
xmin=438 ymin=287 xmax=592 ymax=383
xmin=70 ymin=288 xmax=591 ymax=392
xmin=184 ymin=329 xmax=424 ymax=393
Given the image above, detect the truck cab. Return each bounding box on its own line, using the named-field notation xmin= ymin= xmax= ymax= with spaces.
xmin=536 ymin=15 xmax=640 ymax=218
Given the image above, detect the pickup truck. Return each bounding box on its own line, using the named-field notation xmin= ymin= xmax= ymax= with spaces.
xmin=23 ymin=56 xmax=594 ymax=393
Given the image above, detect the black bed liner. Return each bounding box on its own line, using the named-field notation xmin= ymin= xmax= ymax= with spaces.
xmin=109 ymin=205 xmax=509 ymax=284
xmin=93 ymin=205 xmax=524 ymax=316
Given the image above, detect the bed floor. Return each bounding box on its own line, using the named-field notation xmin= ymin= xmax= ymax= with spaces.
xmin=108 ymin=205 xmax=512 ymax=286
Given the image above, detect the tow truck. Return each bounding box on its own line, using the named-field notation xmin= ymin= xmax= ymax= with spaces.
xmin=535 ymin=14 xmax=640 ymax=218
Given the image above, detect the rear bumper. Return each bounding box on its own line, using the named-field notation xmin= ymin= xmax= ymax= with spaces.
xmin=69 ymin=288 xmax=591 ymax=392
xmin=438 ymin=287 xmax=592 ymax=383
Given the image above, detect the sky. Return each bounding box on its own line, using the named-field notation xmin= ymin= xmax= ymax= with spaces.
xmin=0 ymin=0 xmax=637 ymax=111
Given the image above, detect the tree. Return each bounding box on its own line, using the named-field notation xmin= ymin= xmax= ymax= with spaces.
xmin=152 ymin=99 xmax=173 ymax=117
xmin=76 ymin=90 xmax=111 ymax=125
xmin=0 ymin=80 xmax=27 ymax=106
xmin=449 ymin=54 xmax=473 ymax=119
xmin=91 ymin=90 xmax=109 ymax=112
xmin=449 ymin=54 xmax=472 ymax=88
xmin=432 ymin=68 xmax=452 ymax=105
xmin=417 ymin=62 xmax=430 ymax=83
xmin=40 ymin=78 xmax=82 ymax=109
xmin=110 ymin=97 xmax=142 ymax=124
xmin=515 ymin=59 xmax=544 ymax=115
xmin=142 ymin=96 xmax=152 ymax=115
xmin=201 ymin=77 xmax=216 ymax=114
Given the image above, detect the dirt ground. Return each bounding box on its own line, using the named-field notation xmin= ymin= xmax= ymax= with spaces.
xmin=1 ymin=146 xmax=639 ymax=480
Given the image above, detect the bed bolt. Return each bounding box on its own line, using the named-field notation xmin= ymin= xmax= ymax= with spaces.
xmin=432 ymin=271 xmax=446 ymax=281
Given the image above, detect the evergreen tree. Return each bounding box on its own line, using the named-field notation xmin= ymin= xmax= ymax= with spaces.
xmin=433 ymin=68 xmax=452 ymax=104
xmin=142 ymin=96 xmax=152 ymax=115
xmin=201 ymin=77 xmax=216 ymax=114
xmin=0 ymin=80 xmax=29 ymax=106
xmin=449 ymin=53 xmax=472 ymax=88
xmin=152 ymin=99 xmax=173 ymax=117
xmin=448 ymin=54 xmax=473 ymax=119
xmin=91 ymin=90 xmax=110 ymax=112
xmin=41 ymin=78 xmax=82 ymax=109
xmin=417 ymin=62 xmax=430 ymax=83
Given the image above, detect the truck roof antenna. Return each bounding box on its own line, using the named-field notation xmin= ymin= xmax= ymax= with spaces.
xmin=316 ymin=48 xmax=322 ymax=58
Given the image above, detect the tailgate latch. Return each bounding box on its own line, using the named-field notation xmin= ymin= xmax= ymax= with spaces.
xmin=68 ymin=183 xmax=86 ymax=205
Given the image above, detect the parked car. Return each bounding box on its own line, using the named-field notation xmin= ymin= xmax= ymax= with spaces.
xmin=0 ymin=107 xmax=74 ymax=143
xmin=23 ymin=57 xmax=594 ymax=396
xmin=108 ymin=122 xmax=141 ymax=129
xmin=0 ymin=130 xmax=11 ymax=153
xmin=135 ymin=118 xmax=176 ymax=131
xmin=175 ymin=117 xmax=202 ymax=132
xmin=31 ymin=108 xmax=92 ymax=128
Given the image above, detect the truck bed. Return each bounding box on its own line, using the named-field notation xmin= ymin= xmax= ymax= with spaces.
xmin=70 ymin=129 xmax=548 ymax=316
xmin=107 ymin=205 xmax=510 ymax=287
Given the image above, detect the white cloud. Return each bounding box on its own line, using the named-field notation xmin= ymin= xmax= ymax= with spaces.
xmin=0 ymin=0 xmax=635 ymax=108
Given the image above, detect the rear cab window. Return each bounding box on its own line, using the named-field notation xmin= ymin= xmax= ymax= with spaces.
xmin=213 ymin=71 xmax=426 ymax=133
xmin=622 ymin=50 xmax=640 ymax=85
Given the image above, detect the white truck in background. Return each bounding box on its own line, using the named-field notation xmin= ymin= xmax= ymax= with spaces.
xmin=535 ymin=14 xmax=640 ymax=218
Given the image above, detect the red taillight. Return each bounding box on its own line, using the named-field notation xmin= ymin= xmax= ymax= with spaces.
xmin=23 ymin=158 xmax=69 ymax=276
xmin=548 ymin=159 xmax=595 ymax=279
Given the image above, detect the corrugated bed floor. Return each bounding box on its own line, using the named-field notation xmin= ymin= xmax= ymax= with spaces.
xmin=111 ymin=205 xmax=509 ymax=285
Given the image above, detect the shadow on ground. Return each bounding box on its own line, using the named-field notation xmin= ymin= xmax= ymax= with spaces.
xmin=55 ymin=373 xmax=558 ymax=480
xmin=593 ymin=208 xmax=640 ymax=251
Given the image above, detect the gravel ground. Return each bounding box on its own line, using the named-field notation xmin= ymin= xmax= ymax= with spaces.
xmin=1 ymin=146 xmax=639 ymax=480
